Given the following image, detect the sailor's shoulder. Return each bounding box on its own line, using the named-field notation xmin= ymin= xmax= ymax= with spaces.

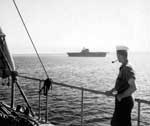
xmin=125 ymin=62 xmax=134 ymax=69
xmin=122 ymin=63 xmax=134 ymax=72
xmin=124 ymin=63 xmax=136 ymax=75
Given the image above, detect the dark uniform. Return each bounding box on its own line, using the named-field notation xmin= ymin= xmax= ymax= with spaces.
xmin=111 ymin=63 xmax=135 ymax=126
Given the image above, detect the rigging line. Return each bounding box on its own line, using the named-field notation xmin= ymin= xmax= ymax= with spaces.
xmin=12 ymin=0 xmax=49 ymax=78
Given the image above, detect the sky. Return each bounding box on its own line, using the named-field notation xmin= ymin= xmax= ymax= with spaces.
xmin=0 ymin=0 xmax=150 ymax=54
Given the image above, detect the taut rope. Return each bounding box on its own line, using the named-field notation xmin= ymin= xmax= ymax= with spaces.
xmin=12 ymin=0 xmax=49 ymax=79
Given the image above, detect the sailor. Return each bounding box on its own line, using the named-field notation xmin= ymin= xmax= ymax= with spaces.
xmin=105 ymin=45 xmax=137 ymax=126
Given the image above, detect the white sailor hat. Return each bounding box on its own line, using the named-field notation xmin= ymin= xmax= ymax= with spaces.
xmin=116 ymin=45 xmax=129 ymax=51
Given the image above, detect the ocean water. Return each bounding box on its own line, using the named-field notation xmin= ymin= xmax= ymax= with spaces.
xmin=0 ymin=52 xmax=150 ymax=126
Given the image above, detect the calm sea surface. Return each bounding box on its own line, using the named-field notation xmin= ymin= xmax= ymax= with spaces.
xmin=0 ymin=52 xmax=150 ymax=126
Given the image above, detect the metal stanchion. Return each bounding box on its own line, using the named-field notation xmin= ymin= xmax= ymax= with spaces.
xmin=38 ymin=81 xmax=42 ymax=120
xmin=137 ymin=101 xmax=141 ymax=126
xmin=81 ymin=88 xmax=84 ymax=126
xmin=45 ymin=91 xmax=48 ymax=123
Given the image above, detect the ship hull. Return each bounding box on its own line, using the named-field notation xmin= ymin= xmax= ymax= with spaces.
xmin=67 ymin=52 xmax=106 ymax=57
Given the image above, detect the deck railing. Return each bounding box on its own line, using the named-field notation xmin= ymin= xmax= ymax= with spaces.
xmin=12 ymin=74 xmax=150 ymax=126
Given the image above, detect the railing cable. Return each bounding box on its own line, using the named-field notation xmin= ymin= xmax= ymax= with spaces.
xmin=18 ymin=74 xmax=150 ymax=125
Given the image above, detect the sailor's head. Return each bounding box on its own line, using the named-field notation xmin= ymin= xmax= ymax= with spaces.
xmin=116 ymin=45 xmax=128 ymax=62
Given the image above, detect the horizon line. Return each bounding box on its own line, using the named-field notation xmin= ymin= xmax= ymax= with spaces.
xmin=12 ymin=51 xmax=150 ymax=55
